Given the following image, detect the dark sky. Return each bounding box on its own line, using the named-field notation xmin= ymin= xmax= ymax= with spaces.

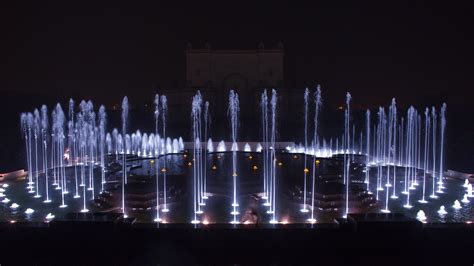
xmin=1 ymin=2 xmax=473 ymax=171
xmin=1 ymin=2 xmax=473 ymax=105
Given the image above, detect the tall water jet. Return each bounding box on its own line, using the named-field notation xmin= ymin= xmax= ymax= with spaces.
xmin=78 ymin=106 xmax=89 ymax=213
xmin=416 ymin=114 xmax=422 ymax=184
xmin=437 ymin=103 xmax=447 ymax=193
xmin=365 ymin=109 xmax=371 ymax=194
xmin=382 ymin=102 xmax=393 ymax=213
xmin=161 ymin=95 xmax=170 ymax=213
xmin=403 ymin=107 xmax=414 ymax=209
xmin=261 ymin=90 xmax=269 ymax=202
xmin=300 ymin=88 xmax=310 ymax=213
xmin=98 ymin=106 xmax=106 ymax=193
xmin=376 ymin=107 xmax=385 ymax=204
xmin=87 ymin=119 xmax=96 ymax=199
xmin=153 ymin=94 xmax=161 ymax=222
xmin=68 ymin=99 xmax=80 ymax=199
xmin=121 ymin=96 xmax=128 ymax=217
xmin=399 ymin=118 xmax=404 ymax=167
xmin=391 ymin=99 xmax=399 ymax=199
xmin=343 ymin=92 xmax=351 ymax=218
xmin=194 ymin=92 xmax=205 ymax=213
xmin=402 ymin=113 xmax=409 ymax=195
xmin=41 ymin=105 xmax=51 ymax=203
xmin=84 ymin=101 xmax=95 ymax=200
xmin=352 ymin=124 xmax=355 ymax=160
xmin=413 ymin=113 xmax=421 ymax=186
xmin=27 ymin=113 xmax=34 ymax=192
xmin=55 ymin=104 xmax=67 ymax=208
xmin=430 ymin=107 xmax=438 ymax=199
xmin=386 ymin=99 xmax=396 ymax=188
xmin=419 ymin=108 xmax=430 ymax=203
xmin=191 ymin=92 xmax=203 ymax=223
xmin=269 ymin=89 xmax=278 ymax=224
xmin=33 ymin=109 xmax=41 ymax=198
xmin=20 ymin=114 xmax=28 ymax=189
xmin=228 ymin=90 xmax=240 ymax=224
xmin=308 ymin=86 xmax=322 ymax=223
xmin=203 ymin=101 xmax=210 ymax=200
xmin=21 ymin=113 xmax=34 ymax=192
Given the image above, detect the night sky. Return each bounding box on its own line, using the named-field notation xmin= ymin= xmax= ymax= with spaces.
xmin=1 ymin=2 xmax=473 ymax=172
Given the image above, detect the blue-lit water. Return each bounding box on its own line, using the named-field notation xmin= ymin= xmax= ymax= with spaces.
xmin=1 ymin=153 xmax=472 ymax=224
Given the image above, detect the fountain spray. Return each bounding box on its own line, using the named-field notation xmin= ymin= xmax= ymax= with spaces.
xmin=430 ymin=107 xmax=438 ymax=199
xmin=68 ymin=99 xmax=80 ymax=199
xmin=269 ymin=89 xmax=278 ymax=224
xmin=26 ymin=113 xmax=34 ymax=192
xmin=55 ymin=104 xmax=67 ymax=208
xmin=193 ymin=92 xmax=204 ymax=214
xmin=20 ymin=114 xmax=31 ymax=192
xmin=41 ymin=106 xmax=51 ymax=203
xmin=161 ymin=95 xmax=170 ymax=213
xmin=365 ymin=110 xmax=371 ymax=193
xmin=344 ymin=92 xmax=351 ymax=218
xmin=308 ymin=86 xmax=322 ymax=223
xmin=33 ymin=109 xmax=41 ymax=198
xmin=203 ymin=101 xmax=210 ymax=200
xmin=382 ymin=103 xmax=394 ymax=213
xmin=300 ymin=88 xmax=310 ymax=213
xmin=261 ymin=90 xmax=269 ymax=203
xmin=121 ymin=96 xmax=129 ymax=217
xmin=403 ymin=107 xmax=414 ymax=209
xmin=78 ymin=112 xmax=89 ymax=213
xmin=437 ymin=103 xmax=447 ymax=193
xmin=154 ymin=94 xmax=161 ymax=222
xmin=191 ymin=92 xmax=202 ymax=224
xmin=229 ymin=90 xmax=240 ymax=224
xmin=391 ymin=100 xmax=399 ymax=199
xmin=419 ymin=108 xmax=430 ymax=203
xmin=99 ymin=105 xmax=106 ymax=193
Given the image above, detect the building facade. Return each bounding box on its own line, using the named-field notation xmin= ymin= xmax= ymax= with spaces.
xmin=160 ymin=43 xmax=302 ymax=141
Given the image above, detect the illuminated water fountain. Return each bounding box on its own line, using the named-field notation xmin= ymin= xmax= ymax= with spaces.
xmin=121 ymin=96 xmax=128 ymax=217
xmin=418 ymin=108 xmax=430 ymax=204
xmin=463 ymin=179 xmax=469 ymax=188
xmin=229 ymin=90 xmax=240 ymax=224
xmin=416 ymin=210 xmax=427 ymax=222
xmin=452 ymin=200 xmax=462 ymax=210
xmin=300 ymin=88 xmax=310 ymax=213
xmin=438 ymin=205 xmax=448 ymax=215
xmin=343 ymin=92 xmax=351 ymax=218
xmin=9 ymin=87 xmax=466 ymax=225
xmin=153 ymin=94 xmax=162 ymax=222
xmin=467 ymin=184 xmax=473 ymax=198
xmin=308 ymin=86 xmax=322 ymax=223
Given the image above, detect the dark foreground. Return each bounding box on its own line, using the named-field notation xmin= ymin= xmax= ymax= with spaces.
xmin=0 ymin=213 xmax=473 ymax=265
